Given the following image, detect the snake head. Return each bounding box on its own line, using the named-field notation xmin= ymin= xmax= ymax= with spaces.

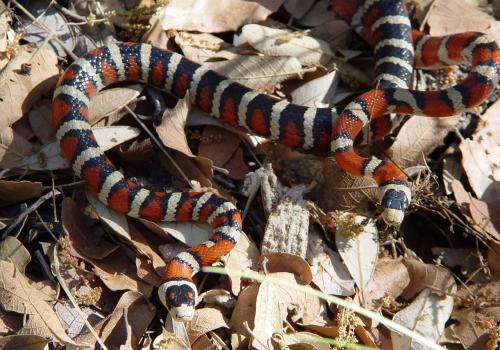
xmin=158 ymin=280 xmax=198 ymax=321
xmin=380 ymin=180 xmax=412 ymax=226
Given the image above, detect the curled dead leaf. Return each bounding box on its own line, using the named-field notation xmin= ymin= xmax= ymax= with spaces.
xmin=401 ymin=258 xmax=457 ymax=300
xmin=186 ymin=307 xmax=229 ymax=344
xmin=0 ymin=180 xmax=43 ymax=207
xmin=260 ymin=252 xmax=313 ymax=284
xmin=74 ymin=290 xmax=155 ymax=349
xmin=451 ymin=180 xmax=500 ymax=242
xmin=359 ymin=258 xmax=410 ymax=310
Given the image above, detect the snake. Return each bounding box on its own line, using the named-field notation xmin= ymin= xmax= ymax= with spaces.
xmin=52 ymin=0 xmax=500 ymax=321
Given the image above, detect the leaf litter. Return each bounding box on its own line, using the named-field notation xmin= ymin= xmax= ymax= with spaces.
xmin=0 ymin=0 xmax=499 ymax=349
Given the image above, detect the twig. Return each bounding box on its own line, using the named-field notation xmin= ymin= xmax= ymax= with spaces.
xmin=1 ymin=189 xmax=60 ymax=239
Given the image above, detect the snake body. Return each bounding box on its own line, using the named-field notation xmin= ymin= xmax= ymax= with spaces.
xmin=52 ymin=0 xmax=499 ymax=320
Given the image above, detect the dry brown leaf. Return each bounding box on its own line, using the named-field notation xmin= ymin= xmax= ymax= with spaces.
xmin=187 ymin=307 xmax=229 ymax=344
xmin=136 ymin=254 xmax=162 ymax=287
xmin=230 ymin=283 xmax=260 ymax=348
xmin=205 ymin=54 xmax=304 ymax=90
xmin=153 ymin=242 xmax=185 ymax=268
xmin=75 ymin=290 xmax=155 ymax=349
xmin=452 ymin=307 xmax=499 ymax=350
xmin=62 ymin=197 xmax=119 ymax=260
xmin=0 ymin=236 xmax=31 ymax=272
xmin=431 ymin=247 xmax=487 ymax=283
xmin=260 ymin=252 xmax=313 ymax=284
xmin=307 ymin=230 xmax=356 ymax=296
xmin=0 ymin=44 xmax=58 ymax=130
xmin=427 ymin=0 xmax=500 ymax=43
xmin=303 ymin=324 xmax=339 ymax=340
xmin=0 ymin=335 xmax=49 ymax=350
xmin=252 ymin=272 xmax=323 ymax=349
xmin=242 ymin=24 xmax=333 ymax=65
xmin=156 ymin=0 xmax=284 ymax=33
xmin=459 ymin=99 xmax=500 ymax=203
xmin=391 ymin=288 xmax=453 ymax=350
xmin=224 ymin=230 xmax=260 ymax=296
xmin=152 ymin=328 xmax=190 ymax=350
xmin=0 ymin=127 xmax=34 ymax=170
xmin=91 ymin=250 xmax=154 ymax=297
xmin=28 ymin=105 xmax=55 ymax=145
xmin=487 ymin=240 xmax=500 ymax=275
xmin=0 ymin=307 xmax=21 ymax=334
xmin=0 ymin=260 xmax=89 ymax=348
xmin=175 ymin=32 xmax=229 ymax=63
xmin=297 ymin=0 xmax=336 ymax=27
xmin=150 ymin=220 xmax=211 ymax=247
xmin=355 ymin=325 xmax=391 ymax=349
xmin=290 ymin=70 xmax=339 ymax=107
xmin=451 ymin=180 xmax=500 ymax=242
xmin=116 ymin=138 xmax=154 ymax=168
xmin=171 ymin=151 xmax=214 ymax=186
xmin=198 ymin=289 xmax=236 ymax=314
xmin=0 ymin=2 xmax=12 ymax=57
xmin=191 ymin=334 xmax=217 ymax=350
xmin=86 ymin=191 xmax=131 ymax=241
xmin=335 ymin=213 xmax=378 ymax=289
xmin=315 ymin=160 xmax=377 ymax=215
xmin=310 ymin=19 xmax=352 ymax=47
xmin=401 ymin=258 xmax=457 ymax=300
xmin=88 ymin=85 xmax=142 ymax=125
xmin=0 ymin=180 xmax=43 ymax=207
xmin=455 ymin=281 xmax=500 ymax=310
xmin=198 ymin=126 xmax=241 ymax=169
xmin=223 ymin=147 xmax=250 ymax=180
xmin=253 ymin=278 xmax=285 ymax=350
xmin=284 ymin=0 xmax=315 ymax=19
xmin=62 ymin=198 xmax=153 ymax=296
xmin=127 ymin=222 xmax=166 ymax=274
xmin=359 ymin=258 xmax=410 ymax=310
xmin=387 ymin=115 xmax=460 ymax=168
xmin=157 ymin=93 xmax=194 ymax=157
